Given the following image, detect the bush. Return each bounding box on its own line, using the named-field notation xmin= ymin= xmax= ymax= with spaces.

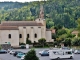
xmin=38 ymin=38 xmax=46 ymax=47
xmin=24 ymin=49 xmax=39 ymax=60
xmin=26 ymin=38 xmax=32 ymax=44
xmin=19 ymin=43 xmax=26 ymax=45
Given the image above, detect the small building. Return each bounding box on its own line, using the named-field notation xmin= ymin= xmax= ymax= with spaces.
xmin=0 ymin=5 xmax=53 ymax=46
xmin=71 ymin=30 xmax=79 ymax=38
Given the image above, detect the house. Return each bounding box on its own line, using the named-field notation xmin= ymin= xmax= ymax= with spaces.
xmin=71 ymin=30 xmax=79 ymax=38
xmin=0 ymin=5 xmax=53 ymax=46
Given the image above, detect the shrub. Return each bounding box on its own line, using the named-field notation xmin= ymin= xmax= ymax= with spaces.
xmin=24 ymin=49 xmax=39 ymax=60
xmin=19 ymin=42 xmax=26 ymax=45
xmin=26 ymin=37 xmax=32 ymax=44
xmin=38 ymin=38 xmax=46 ymax=47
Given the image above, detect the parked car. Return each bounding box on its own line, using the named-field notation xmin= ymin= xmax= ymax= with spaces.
xmin=39 ymin=50 xmax=49 ymax=56
xmin=7 ymin=48 xmax=13 ymax=53
xmin=17 ymin=52 xmax=25 ymax=58
xmin=9 ymin=50 xmax=15 ymax=55
xmin=60 ymin=47 xmax=70 ymax=50
xmin=0 ymin=49 xmax=7 ymax=54
xmin=21 ymin=55 xmax=25 ymax=60
xmin=74 ymin=50 xmax=80 ymax=54
xmin=13 ymin=51 xmax=23 ymax=56
xmin=20 ymin=45 xmax=26 ymax=49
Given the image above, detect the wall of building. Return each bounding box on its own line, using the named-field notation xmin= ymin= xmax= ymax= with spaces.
xmin=0 ymin=30 xmax=19 ymax=46
xmin=18 ymin=26 xmax=45 ymax=43
xmin=46 ymin=31 xmax=52 ymax=42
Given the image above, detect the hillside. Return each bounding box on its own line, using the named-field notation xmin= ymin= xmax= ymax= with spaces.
xmin=0 ymin=0 xmax=80 ymax=29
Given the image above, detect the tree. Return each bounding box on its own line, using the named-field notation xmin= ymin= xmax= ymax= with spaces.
xmin=0 ymin=45 xmax=1 ymax=50
xmin=77 ymin=18 xmax=80 ymax=37
xmin=63 ymin=38 xmax=71 ymax=46
xmin=52 ymin=33 xmax=57 ymax=41
xmin=57 ymin=29 xmax=67 ymax=36
xmin=24 ymin=49 xmax=39 ymax=60
xmin=72 ymin=38 xmax=80 ymax=46
xmin=38 ymin=38 xmax=46 ymax=47
xmin=26 ymin=37 xmax=32 ymax=44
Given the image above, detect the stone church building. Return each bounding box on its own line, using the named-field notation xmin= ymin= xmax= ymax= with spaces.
xmin=0 ymin=5 xmax=53 ymax=46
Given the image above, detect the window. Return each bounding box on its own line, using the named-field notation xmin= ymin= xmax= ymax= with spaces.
xmin=23 ymin=27 xmax=26 ymax=28
xmin=19 ymin=34 xmax=22 ymax=38
xmin=27 ymin=34 xmax=29 ymax=38
xmin=38 ymin=27 xmax=41 ymax=28
xmin=9 ymin=34 xmax=11 ymax=39
xmin=35 ymin=34 xmax=37 ymax=38
xmin=31 ymin=27 xmax=33 ymax=29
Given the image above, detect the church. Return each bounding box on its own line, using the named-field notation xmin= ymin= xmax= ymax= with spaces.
xmin=0 ymin=5 xmax=53 ymax=46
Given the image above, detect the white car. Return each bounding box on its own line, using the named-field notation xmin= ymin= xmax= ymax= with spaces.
xmin=9 ymin=50 xmax=15 ymax=55
xmin=21 ymin=55 xmax=25 ymax=60
xmin=74 ymin=50 xmax=80 ymax=54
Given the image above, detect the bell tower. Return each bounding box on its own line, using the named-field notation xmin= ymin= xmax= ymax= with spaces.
xmin=39 ymin=5 xmax=44 ymax=19
xmin=35 ymin=5 xmax=46 ymax=26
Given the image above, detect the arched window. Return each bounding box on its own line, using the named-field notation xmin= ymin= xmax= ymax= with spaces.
xmin=8 ymin=34 xmax=11 ymax=39
xmin=19 ymin=34 xmax=22 ymax=38
xmin=35 ymin=34 xmax=37 ymax=38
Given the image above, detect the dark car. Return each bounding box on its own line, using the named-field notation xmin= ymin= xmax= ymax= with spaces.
xmin=0 ymin=49 xmax=7 ymax=54
xmin=13 ymin=51 xmax=23 ymax=56
xmin=40 ymin=50 xmax=49 ymax=56
xmin=20 ymin=45 xmax=26 ymax=49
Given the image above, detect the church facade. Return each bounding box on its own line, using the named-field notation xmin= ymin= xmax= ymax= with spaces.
xmin=0 ymin=6 xmax=53 ymax=46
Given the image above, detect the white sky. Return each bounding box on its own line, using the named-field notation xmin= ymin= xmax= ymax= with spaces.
xmin=0 ymin=0 xmax=42 ymax=2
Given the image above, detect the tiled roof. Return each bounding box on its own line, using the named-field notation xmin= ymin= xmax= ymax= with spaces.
xmin=1 ymin=21 xmax=43 ymax=26
xmin=0 ymin=26 xmax=18 ymax=30
xmin=72 ymin=30 xmax=79 ymax=34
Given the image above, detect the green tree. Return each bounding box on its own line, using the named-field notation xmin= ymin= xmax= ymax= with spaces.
xmin=57 ymin=29 xmax=67 ymax=36
xmin=63 ymin=38 xmax=71 ymax=46
xmin=72 ymin=38 xmax=80 ymax=46
xmin=77 ymin=18 xmax=80 ymax=37
xmin=24 ymin=49 xmax=39 ymax=60
xmin=26 ymin=37 xmax=32 ymax=44
xmin=0 ymin=45 xmax=1 ymax=50
xmin=38 ymin=38 xmax=46 ymax=47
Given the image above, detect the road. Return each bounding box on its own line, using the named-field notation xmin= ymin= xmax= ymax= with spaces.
xmin=0 ymin=48 xmax=80 ymax=60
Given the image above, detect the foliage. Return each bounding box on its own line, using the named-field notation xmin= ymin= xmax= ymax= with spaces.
xmin=19 ymin=42 xmax=26 ymax=45
xmin=57 ymin=29 xmax=67 ymax=36
xmin=62 ymin=38 xmax=71 ymax=46
xmin=24 ymin=49 xmax=39 ymax=60
xmin=38 ymin=38 xmax=46 ymax=47
xmin=52 ymin=33 xmax=57 ymax=41
xmin=26 ymin=38 xmax=32 ymax=44
xmin=0 ymin=45 xmax=1 ymax=50
xmin=77 ymin=18 xmax=80 ymax=37
xmin=72 ymin=38 xmax=80 ymax=46
xmin=0 ymin=0 xmax=80 ymax=28
xmin=67 ymin=33 xmax=75 ymax=38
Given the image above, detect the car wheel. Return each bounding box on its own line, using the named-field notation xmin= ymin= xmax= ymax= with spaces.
xmin=70 ymin=56 xmax=73 ymax=59
xmin=57 ymin=57 xmax=60 ymax=60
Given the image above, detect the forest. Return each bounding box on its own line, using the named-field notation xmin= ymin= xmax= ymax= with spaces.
xmin=0 ymin=0 xmax=80 ymax=29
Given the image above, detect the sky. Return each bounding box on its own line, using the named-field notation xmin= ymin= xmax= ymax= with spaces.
xmin=0 ymin=0 xmax=41 ymax=2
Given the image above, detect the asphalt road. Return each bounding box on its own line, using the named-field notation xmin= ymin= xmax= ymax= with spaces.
xmin=0 ymin=48 xmax=80 ymax=60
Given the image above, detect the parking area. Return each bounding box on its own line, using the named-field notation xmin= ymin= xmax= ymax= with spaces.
xmin=0 ymin=48 xmax=80 ymax=60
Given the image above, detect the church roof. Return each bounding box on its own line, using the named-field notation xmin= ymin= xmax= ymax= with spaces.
xmin=1 ymin=21 xmax=43 ymax=26
xmin=0 ymin=26 xmax=18 ymax=30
